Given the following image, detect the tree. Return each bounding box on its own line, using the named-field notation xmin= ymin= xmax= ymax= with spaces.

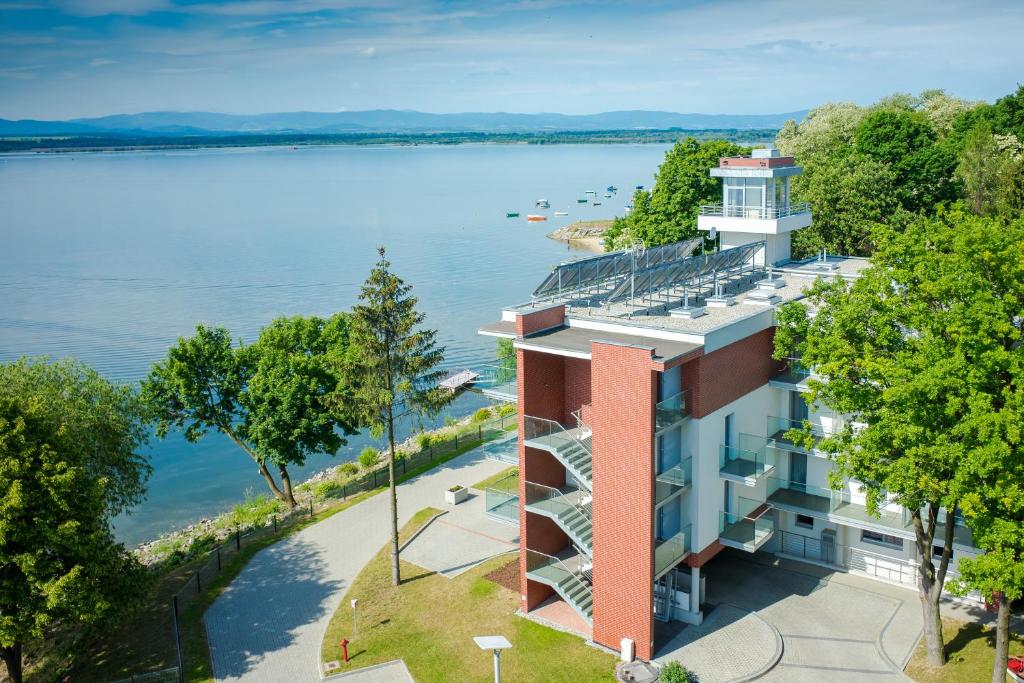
xmin=142 ymin=316 xmax=357 ymax=508
xmin=956 ymin=122 xmax=1024 ymax=217
xmin=340 ymin=247 xmax=452 ymax=586
xmin=0 ymin=358 xmax=150 ymax=683
xmin=773 ymin=209 xmax=1024 ymax=666
xmin=604 ymin=137 xmax=744 ymax=250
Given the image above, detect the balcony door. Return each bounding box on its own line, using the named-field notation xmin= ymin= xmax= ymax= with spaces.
xmin=789 ymin=390 xmax=808 ymax=422
xmin=790 ymin=451 xmax=807 ymax=491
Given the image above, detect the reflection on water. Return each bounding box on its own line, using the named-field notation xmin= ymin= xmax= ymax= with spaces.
xmin=0 ymin=142 xmax=667 ymax=544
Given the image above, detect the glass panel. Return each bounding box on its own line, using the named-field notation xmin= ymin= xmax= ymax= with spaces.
xmin=655 ymin=524 xmax=691 ymax=576
xmin=485 ymin=471 xmax=519 ymax=523
xmin=655 ymin=389 xmax=690 ymax=430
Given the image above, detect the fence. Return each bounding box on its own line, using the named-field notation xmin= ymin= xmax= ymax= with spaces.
xmin=128 ymin=410 xmax=518 ymax=683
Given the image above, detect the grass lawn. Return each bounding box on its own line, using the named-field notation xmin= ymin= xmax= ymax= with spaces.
xmin=321 ymin=508 xmax=616 ymax=683
xmin=906 ymin=617 xmax=1024 ymax=682
xmin=470 ymin=466 xmax=518 ymax=492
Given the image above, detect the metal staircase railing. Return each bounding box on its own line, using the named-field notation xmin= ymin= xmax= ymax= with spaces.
xmin=525 ymin=549 xmax=593 ymax=624
xmin=523 ymin=415 xmax=592 ymax=490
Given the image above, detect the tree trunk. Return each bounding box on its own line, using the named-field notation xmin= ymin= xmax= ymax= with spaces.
xmin=992 ymin=591 xmax=1010 ymax=683
xmin=387 ymin=403 xmax=401 ymax=587
xmin=912 ymin=503 xmax=955 ymax=667
xmin=920 ymin=580 xmax=946 ymax=667
xmin=278 ymin=464 xmax=297 ymax=509
xmin=220 ymin=427 xmax=289 ymax=504
xmin=1 ymin=642 xmax=23 ymax=683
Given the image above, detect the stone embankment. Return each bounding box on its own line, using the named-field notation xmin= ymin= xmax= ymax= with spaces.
xmin=133 ymin=411 xmax=484 ymax=568
xmin=547 ymin=219 xmax=612 ymax=252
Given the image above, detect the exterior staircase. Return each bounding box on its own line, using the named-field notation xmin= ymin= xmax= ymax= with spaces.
xmin=525 ymin=550 xmax=593 ymax=624
xmin=524 ymin=483 xmax=592 ymax=554
xmin=523 ymin=416 xmax=593 ymax=490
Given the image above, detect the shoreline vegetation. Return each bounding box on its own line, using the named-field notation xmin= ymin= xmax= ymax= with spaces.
xmin=133 ymin=403 xmax=515 ymax=568
xmin=547 ymin=219 xmax=613 ymax=253
xmin=0 ymin=127 xmax=780 ymax=154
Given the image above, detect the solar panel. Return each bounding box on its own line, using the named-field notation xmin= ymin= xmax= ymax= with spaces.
xmin=531 ymin=238 xmax=703 ymax=300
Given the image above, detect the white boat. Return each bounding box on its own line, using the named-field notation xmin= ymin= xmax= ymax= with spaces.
xmin=554 ymin=211 xmax=569 ymax=216
xmin=585 ymin=190 xmax=596 ymax=195
xmin=535 ymin=199 xmax=550 ymax=208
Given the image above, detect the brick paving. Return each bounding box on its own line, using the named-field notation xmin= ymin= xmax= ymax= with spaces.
xmin=203 ymin=447 xmax=508 ymax=682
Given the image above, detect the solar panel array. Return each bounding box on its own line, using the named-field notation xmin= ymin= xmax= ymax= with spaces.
xmin=531 ymin=238 xmax=703 ymax=300
xmin=604 ymin=240 xmax=763 ymax=303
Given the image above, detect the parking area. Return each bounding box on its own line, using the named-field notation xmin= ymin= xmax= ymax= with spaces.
xmin=657 ymin=549 xmax=923 ymax=682
xmin=400 ymin=491 xmax=518 ymax=578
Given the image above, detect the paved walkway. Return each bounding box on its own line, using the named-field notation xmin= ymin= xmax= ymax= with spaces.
xmin=204 ymin=446 xmax=509 ymax=682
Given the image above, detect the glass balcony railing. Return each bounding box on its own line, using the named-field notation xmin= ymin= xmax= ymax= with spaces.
xmin=654 ymin=524 xmax=691 ymax=577
xmin=655 ymin=389 xmax=691 ymax=430
xmin=772 ymin=356 xmax=814 ymax=385
xmin=655 ymin=456 xmax=692 ymax=505
xmin=766 ymin=476 xmax=914 ymax=532
xmin=766 ymin=415 xmax=834 ymax=453
xmin=719 ymin=434 xmax=773 ymax=482
xmin=699 ymin=202 xmax=811 ymax=219
xmin=478 ymin=360 xmax=517 ymax=401
xmin=719 ymin=510 xmax=775 ymax=550
xmin=523 ymin=415 xmax=591 ymax=455
xmin=484 ymin=470 xmax=519 ymax=524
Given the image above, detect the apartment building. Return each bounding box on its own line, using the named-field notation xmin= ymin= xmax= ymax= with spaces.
xmin=478 ymin=148 xmax=978 ymax=661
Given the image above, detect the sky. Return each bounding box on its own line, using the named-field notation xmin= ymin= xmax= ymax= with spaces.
xmin=0 ymin=0 xmax=1021 ymax=120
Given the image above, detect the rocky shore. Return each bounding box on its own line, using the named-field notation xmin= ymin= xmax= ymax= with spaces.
xmin=547 ymin=219 xmax=612 ymax=252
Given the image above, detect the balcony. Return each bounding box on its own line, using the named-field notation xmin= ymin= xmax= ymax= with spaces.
xmin=655 ymin=456 xmax=692 ymax=506
xmin=766 ymin=415 xmax=834 ymax=456
xmin=655 ymin=389 xmax=690 ymax=431
xmin=654 ymin=525 xmax=692 ymax=578
xmin=484 ymin=470 xmax=519 ymax=525
xmin=478 ymin=360 xmax=517 ymax=402
xmin=770 ymin=357 xmax=814 ymax=390
xmin=525 ymin=549 xmax=593 ymax=623
xmin=766 ymin=477 xmax=914 ymax=536
xmin=523 ymin=415 xmax=593 ymax=490
xmin=524 ymin=481 xmax=592 ymax=553
xmin=719 ymin=434 xmax=774 ymax=486
xmin=699 ymin=202 xmax=811 ymax=220
xmin=719 ymin=509 xmax=775 ymax=552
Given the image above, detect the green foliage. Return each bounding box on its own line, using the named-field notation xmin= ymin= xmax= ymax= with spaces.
xmin=956 ymin=121 xmax=1024 ymax=217
xmin=604 ymin=137 xmax=745 ymax=250
xmin=471 ymin=407 xmax=492 ymax=423
xmin=415 ymin=431 xmax=437 ymax=450
xmin=338 ymin=462 xmax=360 ymax=478
xmin=141 ymin=315 xmax=358 ymax=507
xmin=496 ymin=403 xmax=516 ymax=418
xmin=444 ymin=416 xmax=459 ymax=427
xmin=774 ymin=208 xmax=1024 ymax=664
xmin=496 ymin=337 xmax=515 ymax=361
xmin=226 ymin=492 xmax=283 ymax=530
xmin=359 ymin=447 xmax=381 ymax=469
xmin=658 ymin=661 xmax=693 ymax=682
xmin=0 ymin=358 xmax=151 ymax=681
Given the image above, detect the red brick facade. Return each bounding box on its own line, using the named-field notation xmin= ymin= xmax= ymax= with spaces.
xmin=590 ymin=341 xmax=657 ymax=660
xmin=719 ymin=155 xmax=795 ymax=169
xmin=515 ymin=304 xmax=565 ymax=336
xmin=681 ymin=327 xmax=781 ymax=418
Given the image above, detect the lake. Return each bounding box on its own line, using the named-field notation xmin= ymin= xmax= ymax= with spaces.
xmin=0 ymin=142 xmax=670 ymax=545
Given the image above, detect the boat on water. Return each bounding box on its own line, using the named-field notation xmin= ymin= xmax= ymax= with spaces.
xmin=527 ymin=214 xmax=548 ymax=222
xmin=585 ymin=190 xmax=597 ymax=195
xmin=554 ymin=211 xmax=569 ymax=216
xmin=604 ymin=193 xmax=612 ymax=198
xmin=506 ymin=212 xmax=520 ymax=218
xmin=535 ymin=199 xmax=550 ymax=208
xmin=577 ymin=198 xmax=588 ymax=204
xmin=607 ymin=185 xmax=617 ymax=192
xmin=635 ymin=184 xmax=644 ymax=190
xmin=593 ymin=201 xmax=602 ymax=206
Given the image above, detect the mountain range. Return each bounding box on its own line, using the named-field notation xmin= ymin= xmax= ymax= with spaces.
xmin=0 ymin=109 xmax=807 ymax=137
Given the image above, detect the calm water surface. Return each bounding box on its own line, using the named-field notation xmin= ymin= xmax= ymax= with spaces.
xmin=0 ymin=143 xmax=669 ymax=545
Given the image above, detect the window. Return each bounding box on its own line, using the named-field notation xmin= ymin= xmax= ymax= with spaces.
xmin=795 ymin=514 xmax=814 ymax=529
xmin=724 ymin=413 xmax=734 ymax=449
xmin=861 ymin=530 xmax=904 ymax=549
xmin=933 ymin=545 xmax=946 ymax=559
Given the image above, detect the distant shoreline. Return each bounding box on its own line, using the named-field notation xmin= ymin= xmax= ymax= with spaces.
xmin=0 ymin=128 xmax=778 ymax=155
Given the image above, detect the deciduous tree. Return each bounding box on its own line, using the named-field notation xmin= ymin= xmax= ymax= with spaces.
xmin=774 ymin=209 xmax=1024 ymax=666
xmin=0 ymin=359 xmax=150 ymax=683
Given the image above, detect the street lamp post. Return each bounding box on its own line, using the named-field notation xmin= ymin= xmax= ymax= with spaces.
xmin=473 ymin=635 xmax=512 ymax=683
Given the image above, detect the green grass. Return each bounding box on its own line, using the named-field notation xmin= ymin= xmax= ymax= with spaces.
xmin=470 ymin=466 xmax=518 ymax=492
xmin=321 ymin=509 xmax=616 ymax=683
xmin=905 ymin=617 xmax=1024 ymax=683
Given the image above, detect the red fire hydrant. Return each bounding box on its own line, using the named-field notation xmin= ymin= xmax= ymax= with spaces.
xmin=341 ymin=638 xmax=350 ymax=663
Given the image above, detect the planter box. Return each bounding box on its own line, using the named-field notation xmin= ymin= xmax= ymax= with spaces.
xmin=445 ymin=486 xmax=469 ymax=505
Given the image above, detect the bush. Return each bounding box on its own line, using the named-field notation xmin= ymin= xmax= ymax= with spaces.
xmin=471 ymin=407 xmax=492 ymax=423
xmin=444 ymin=416 xmax=459 ymax=427
xmin=496 ymin=403 xmax=516 ymax=418
xmin=226 ymin=492 xmax=283 ymax=531
xmin=416 ymin=432 xmax=437 ymax=450
xmin=337 ymin=462 xmax=359 ymax=478
xmin=359 ymin=447 xmax=381 ymax=469
xmin=658 ymin=661 xmax=693 ymax=683
xmin=314 ymin=480 xmax=342 ymax=500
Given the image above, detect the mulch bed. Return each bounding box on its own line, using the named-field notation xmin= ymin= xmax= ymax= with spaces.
xmin=483 ymin=557 xmax=519 ymax=592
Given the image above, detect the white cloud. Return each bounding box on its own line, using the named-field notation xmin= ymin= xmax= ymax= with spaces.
xmin=90 ymin=57 xmax=117 ymax=67
xmin=359 ymin=46 xmax=376 ymax=57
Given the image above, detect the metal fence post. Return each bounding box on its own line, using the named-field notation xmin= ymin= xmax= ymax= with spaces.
xmin=216 ymin=547 xmax=221 ymax=572
xmin=309 ymin=499 xmax=314 ymax=517
xmin=273 ymin=515 xmax=278 ymax=532
xmin=235 ymin=529 xmax=240 ymax=551
xmin=343 ymin=483 xmax=347 ymax=500
xmin=455 ymin=433 xmax=459 ymax=449
xmin=171 ymin=597 xmax=184 ymax=683
xmin=478 ymin=425 xmax=482 ymax=442
xmin=195 ymin=572 xmax=201 ymax=594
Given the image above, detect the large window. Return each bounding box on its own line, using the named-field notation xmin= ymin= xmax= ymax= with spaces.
xmin=861 ymin=530 xmax=904 ymax=550
xmin=724 ymin=178 xmax=766 ymax=212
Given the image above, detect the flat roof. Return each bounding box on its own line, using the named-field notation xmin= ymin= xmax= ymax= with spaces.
xmin=516 ymin=325 xmax=703 ymax=365
xmin=478 ymin=320 xmax=516 ymax=338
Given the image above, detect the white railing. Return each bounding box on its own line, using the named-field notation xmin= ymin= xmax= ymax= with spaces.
xmin=699 ymin=202 xmax=811 ymax=219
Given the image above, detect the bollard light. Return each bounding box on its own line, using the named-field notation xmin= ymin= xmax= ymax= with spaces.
xmin=351 ymin=598 xmax=359 ymax=639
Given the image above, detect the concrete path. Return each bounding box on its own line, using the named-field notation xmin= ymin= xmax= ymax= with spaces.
xmin=204 ymin=447 xmax=509 ymax=682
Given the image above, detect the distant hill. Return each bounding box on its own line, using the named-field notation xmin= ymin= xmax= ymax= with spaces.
xmin=0 ymin=109 xmax=807 ymax=137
